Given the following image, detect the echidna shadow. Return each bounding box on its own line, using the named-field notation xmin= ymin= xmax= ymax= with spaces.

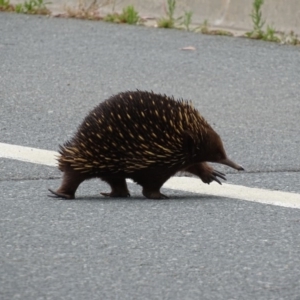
xmin=49 ymin=90 xmax=243 ymax=200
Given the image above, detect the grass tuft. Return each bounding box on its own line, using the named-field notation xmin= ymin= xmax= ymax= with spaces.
xmin=246 ymin=0 xmax=265 ymax=38
xmin=104 ymin=5 xmax=140 ymax=24
xmin=15 ymin=0 xmax=50 ymax=14
xmin=157 ymin=0 xmax=176 ymax=28
xmin=0 ymin=0 xmax=14 ymax=11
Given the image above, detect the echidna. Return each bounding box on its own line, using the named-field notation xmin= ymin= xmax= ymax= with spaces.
xmin=49 ymin=90 xmax=243 ymax=200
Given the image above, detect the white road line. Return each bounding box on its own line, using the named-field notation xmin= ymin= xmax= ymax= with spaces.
xmin=0 ymin=142 xmax=57 ymax=167
xmin=164 ymin=178 xmax=300 ymax=209
xmin=1 ymin=142 xmax=300 ymax=209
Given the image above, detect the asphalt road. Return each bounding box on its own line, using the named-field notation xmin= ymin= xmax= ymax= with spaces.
xmin=1 ymin=13 xmax=300 ymax=300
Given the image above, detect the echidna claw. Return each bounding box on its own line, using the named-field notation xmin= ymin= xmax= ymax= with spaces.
xmin=211 ymin=170 xmax=227 ymax=185
xmin=101 ymin=192 xmax=110 ymax=197
xmin=212 ymin=177 xmax=222 ymax=185
xmin=213 ymin=170 xmax=226 ymax=180
xmin=142 ymin=190 xmax=169 ymax=199
xmin=48 ymin=188 xmax=75 ymax=200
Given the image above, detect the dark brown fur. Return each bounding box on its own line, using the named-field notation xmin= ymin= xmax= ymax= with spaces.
xmin=49 ymin=90 xmax=243 ymax=199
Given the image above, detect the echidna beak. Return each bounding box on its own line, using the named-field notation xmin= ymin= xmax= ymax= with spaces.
xmin=219 ymin=158 xmax=244 ymax=171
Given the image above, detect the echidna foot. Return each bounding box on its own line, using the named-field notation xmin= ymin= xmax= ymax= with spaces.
xmin=100 ymin=177 xmax=130 ymax=198
xmin=185 ymin=162 xmax=226 ymax=185
xmin=48 ymin=188 xmax=75 ymax=200
xmin=142 ymin=189 xmax=169 ymax=200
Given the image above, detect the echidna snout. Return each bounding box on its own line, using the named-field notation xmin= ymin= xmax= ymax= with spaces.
xmin=197 ymin=129 xmax=244 ymax=171
xmin=218 ymin=158 xmax=244 ymax=171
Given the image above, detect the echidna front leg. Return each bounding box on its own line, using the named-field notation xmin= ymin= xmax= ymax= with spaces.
xmin=48 ymin=169 xmax=85 ymax=199
xmin=185 ymin=162 xmax=226 ymax=185
xmin=100 ymin=177 xmax=130 ymax=197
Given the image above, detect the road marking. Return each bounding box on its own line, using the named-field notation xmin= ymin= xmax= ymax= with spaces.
xmin=0 ymin=142 xmax=57 ymax=167
xmin=164 ymin=178 xmax=300 ymax=209
xmin=1 ymin=142 xmax=300 ymax=209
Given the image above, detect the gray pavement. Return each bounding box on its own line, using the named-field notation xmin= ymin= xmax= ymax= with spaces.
xmin=1 ymin=13 xmax=300 ymax=300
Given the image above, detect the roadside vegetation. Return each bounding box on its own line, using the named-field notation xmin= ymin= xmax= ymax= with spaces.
xmin=63 ymin=0 xmax=102 ymax=20
xmin=104 ymin=5 xmax=140 ymax=24
xmin=0 ymin=0 xmax=50 ymax=14
xmin=245 ymin=0 xmax=280 ymax=42
xmin=157 ymin=0 xmax=176 ymax=28
xmin=0 ymin=0 xmax=299 ymax=45
xmin=245 ymin=0 xmax=299 ymax=45
xmin=0 ymin=0 xmax=14 ymax=11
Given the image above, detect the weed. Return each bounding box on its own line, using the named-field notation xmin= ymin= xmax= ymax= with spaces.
xmin=15 ymin=0 xmax=50 ymax=14
xmin=247 ymin=0 xmax=265 ymax=38
xmin=263 ymin=25 xmax=280 ymax=42
xmin=103 ymin=12 xmax=119 ymax=22
xmin=166 ymin=0 xmax=176 ymax=22
xmin=179 ymin=11 xmax=193 ymax=31
xmin=245 ymin=0 xmax=290 ymax=43
xmin=15 ymin=3 xmax=23 ymax=12
xmin=0 ymin=0 xmax=14 ymax=11
xmin=157 ymin=0 xmax=176 ymax=28
xmin=0 ymin=0 xmax=9 ymax=5
xmin=104 ymin=5 xmax=139 ymax=24
xmin=198 ymin=19 xmax=209 ymax=34
xmin=289 ymin=31 xmax=300 ymax=45
xmin=246 ymin=0 xmax=300 ymax=45
xmin=157 ymin=18 xmax=174 ymax=28
xmin=118 ymin=5 xmax=139 ymax=24
xmin=282 ymin=31 xmax=300 ymax=45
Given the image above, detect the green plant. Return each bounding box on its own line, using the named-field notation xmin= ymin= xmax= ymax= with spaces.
xmin=251 ymin=0 xmax=265 ymax=34
xmin=15 ymin=0 xmax=50 ymax=14
xmin=288 ymin=31 xmax=300 ymax=45
xmin=245 ymin=0 xmax=283 ymax=43
xmin=246 ymin=0 xmax=265 ymax=38
xmin=282 ymin=30 xmax=300 ymax=45
xmin=157 ymin=18 xmax=174 ymax=28
xmin=0 ymin=0 xmax=10 ymax=8
xmin=0 ymin=0 xmax=14 ymax=11
xmin=0 ymin=0 xmax=9 ymax=5
xmin=166 ymin=0 xmax=176 ymax=22
xmin=104 ymin=5 xmax=139 ymax=24
xmin=263 ymin=25 xmax=280 ymax=42
xmin=179 ymin=10 xmax=193 ymax=31
xmin=103 ymin=12 xmax=120 ymax=22
xmin=15 ymin=3 xmax=23 ymax=12
xmin=118 ymin=5 xmax=139 ymax=24
xmin=199 ymin=19 xmax=209 ymax=34
xmin=157 ymin=0 xmax=176 ymax=28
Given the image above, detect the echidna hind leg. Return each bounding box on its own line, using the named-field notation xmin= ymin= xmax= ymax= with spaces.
xmin=139 ymin=181 xmax=169 ymax=199
xmin=48 ymin=170 xmax=85 ymax=199
xmin=100 ymin=177 xmax=130 ymax=197
xmin=132 ymin=175 xmax=170 ymax=199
